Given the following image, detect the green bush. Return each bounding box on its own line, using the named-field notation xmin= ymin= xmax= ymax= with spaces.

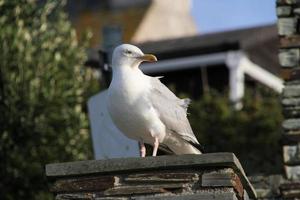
xmin=0 ymin=0 xmax=95 ymax=199
xmin=189 ymin=88 xmax=283 ymax=175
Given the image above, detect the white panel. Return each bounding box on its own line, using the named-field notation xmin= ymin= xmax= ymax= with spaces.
xmin=88 ymin=90 xmax=140 ymax=159
xmin=226 ymin=52 xmax=284 ymax=110
xmin=140 ymin=52 xmax=227 ymax=74
xmin=226 ymin=52 xmax=244 ymax=110
xmin=240 ymin=56 xmax=284 ymax=94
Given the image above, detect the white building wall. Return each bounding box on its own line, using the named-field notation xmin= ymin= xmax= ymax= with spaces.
xmin=88 ymin=90 xmax=139 ymax=159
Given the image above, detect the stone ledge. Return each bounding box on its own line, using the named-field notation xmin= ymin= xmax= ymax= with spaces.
xmin=56 ymin=192 xmax=239 ymax=200
xmin=46 ymin=153 xmax=244 ymax=177
xmin=46 ymin=153 xmax=256 ymax=199
xmin=56 ymin=193 xmax=238 ymax=200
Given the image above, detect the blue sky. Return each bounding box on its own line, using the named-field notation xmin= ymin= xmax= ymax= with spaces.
xmin=191 ymin=0 xmax=277 ymax=33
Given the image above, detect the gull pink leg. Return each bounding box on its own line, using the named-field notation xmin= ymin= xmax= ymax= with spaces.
xmin=152 ymin=137 xmax=159 ymax=156
xmin=139 ymin=142 xmax=146 ymax=157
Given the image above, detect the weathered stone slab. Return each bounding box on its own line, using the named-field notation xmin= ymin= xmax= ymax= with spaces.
xmin=56 ymin=194 xmax=127 ymax=200
xmin=277 ymin=0 xmax=298 ymax=5
xmin=285 ymin=80 xmax=300 ymax=86
xmin=282 ymin=97 xmax=300 ymax=106
xmin=284 ymin=165 xmax=300 ymax=180
xmin=281 ymin=68 xmax=293 ymax=80
xmin=202 ymin=168 xmax=243 ymax=199
xmin=124 ymin=172 xmax=199 ymax=183
xmin=280 ymin=36 xmax=300 ymax=48
xmin=282 ymin=118 xmax=300 ymax=140
xmin=282 ymin=119 xmax=300 ymax=130
xmin=280 ymin=182 xmax=300 ymax=198
xmin=278 ymin=18 xmax=296 ymax=36
xmin=50 ymin=169 xmax=245 ymax=199
xmin=282 ymin=131 xmax=300 ymax=142
xmin=290 ymin=68 xmax=300 ymax=79
xmin=132 ymin=192 xmax=238 ymax=200
xmin=249 ymin=175 xmax=284 ymax=199
xmin=56 ymin=192 xmax=239 ymax=200
xmin=202 ymin=168 xmax=235 ymax=187
xmin=279 ymin=48 xmax=300 ymax=67
xmin=283 ymin=106 xmax=300 ymax=118
xmin=280 ymin=68 xmax=300 ymax=81
xmin=96 ymin=198 xmax=127 ymax=200
xmin=283 ymin=130 xmax=300 ymax=141
xmin=283 ymin=85 xmax=300 ymax=97
xmin=294 ymin=7 xmax=300 ymax=15
xmin=51 ymin=176 xmax=119 ymax=193
xmin=283 ymin=144 xmax=300 ymax=165
xmin=282 ymin=97 xmax=300 ymax=117
xmin=103 ymin=184 xmax=183 ymax=196
xmin=96 ymin=198 xmax=128 ymax=200
xmin=277 ymin=6 xmax=292 ymax=16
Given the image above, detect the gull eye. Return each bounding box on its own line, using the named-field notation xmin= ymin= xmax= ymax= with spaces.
xmin=125 ymin=49 xmax=132 ymax=55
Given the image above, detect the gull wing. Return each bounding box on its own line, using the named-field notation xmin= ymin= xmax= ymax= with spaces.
xmin=148 ymin=77 xmax=202 ymax=151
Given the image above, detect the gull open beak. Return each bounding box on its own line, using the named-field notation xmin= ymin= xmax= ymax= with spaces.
xmin=137 ymin=54 xmax=157 ymax=62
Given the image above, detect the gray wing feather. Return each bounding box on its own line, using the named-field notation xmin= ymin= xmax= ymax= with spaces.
xmin=149 ymin=77 xmax=199 ymax=145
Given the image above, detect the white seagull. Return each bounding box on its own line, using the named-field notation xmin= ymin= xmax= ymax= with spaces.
xmin=107 ymin=44 xmax=203 ymax=157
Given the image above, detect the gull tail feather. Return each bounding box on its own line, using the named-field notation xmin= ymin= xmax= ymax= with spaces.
xmin=187 ymin=140 xmax=204 ymax=153
xmin=158 ymin=144 xmax=173 ymax=155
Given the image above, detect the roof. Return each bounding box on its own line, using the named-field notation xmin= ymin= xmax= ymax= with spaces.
xmin=86 ymin=24 xmax=280 ymax=76
xmin=136 ymin=24 xmax=280 ymax=75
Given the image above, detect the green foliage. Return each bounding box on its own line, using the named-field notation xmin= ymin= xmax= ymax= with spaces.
xmin=0 ymin=0 xmax=96 ymax=199
xmin=189 ymin=88 xmax=283 ymax=175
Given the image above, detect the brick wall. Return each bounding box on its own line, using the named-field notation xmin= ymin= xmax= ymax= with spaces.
xmin=277 ymin=0 xmax=300 ymax=198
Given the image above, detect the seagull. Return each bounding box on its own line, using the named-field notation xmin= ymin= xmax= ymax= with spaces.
xmin=107 ymin=44 xmax=203 ymax=157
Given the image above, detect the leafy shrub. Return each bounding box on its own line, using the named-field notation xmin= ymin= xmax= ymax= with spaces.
xmin=0 ymin=1 xmax=96 ymax=199
xmin=189 ymin=88 xmax=283 ymax=175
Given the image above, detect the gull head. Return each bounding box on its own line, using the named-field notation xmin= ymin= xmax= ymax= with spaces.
xmin=112 ymin=44 xmax=157 ymax=70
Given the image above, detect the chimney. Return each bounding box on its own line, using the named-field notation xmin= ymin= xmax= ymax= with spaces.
xmin=46 ymin=153 xmax=256 ymax=199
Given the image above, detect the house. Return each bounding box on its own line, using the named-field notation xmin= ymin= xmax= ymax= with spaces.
xmin=87 ymin=24 xmax=283 ymax=109
xmin=137 ymin=24 xmax=283 ymax=109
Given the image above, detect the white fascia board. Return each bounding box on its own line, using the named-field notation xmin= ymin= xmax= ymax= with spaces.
xmin=140 ymin=52 xmax=230 ymax=74
xmin=140 ymin=50 xmax=283 ymax=94
xmin=240 ymin=55 xmax=284 ymax=93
